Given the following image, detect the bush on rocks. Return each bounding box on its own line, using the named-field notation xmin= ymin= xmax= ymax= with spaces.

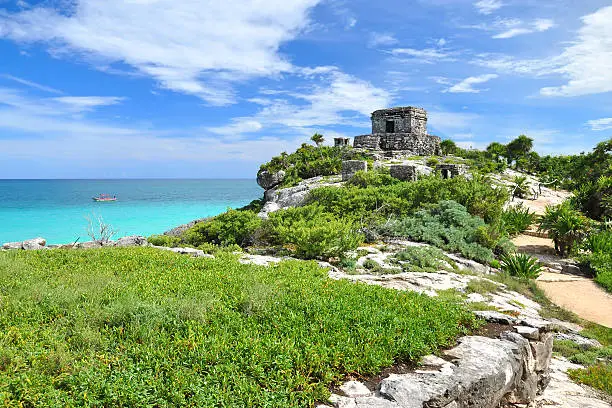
xmin=263 ymin=205 xmax=363 ymax=260
xmin=184 ymin=209 xmax=262 ymax=247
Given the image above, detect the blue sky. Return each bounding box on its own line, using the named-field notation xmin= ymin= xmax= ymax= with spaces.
xmin=0 ymin=0 xmax=611 ymax=178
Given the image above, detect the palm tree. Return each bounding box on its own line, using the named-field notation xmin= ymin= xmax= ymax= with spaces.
xmin=311 ymin=133 xmax=324 ymax=147
xmin=538 ymin=203 xmax=590 ymax=256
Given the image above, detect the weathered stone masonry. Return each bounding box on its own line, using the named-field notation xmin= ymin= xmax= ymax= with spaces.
xmin=353 ymin=106 xmax=441 ymax=156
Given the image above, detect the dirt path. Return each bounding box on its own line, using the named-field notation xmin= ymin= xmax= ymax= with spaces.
xmin=512 ymin=234 xmax=612 ymax=328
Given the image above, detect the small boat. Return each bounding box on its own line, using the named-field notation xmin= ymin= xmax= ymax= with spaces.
xmin=92 ymin=194 xmax=117 ymax=202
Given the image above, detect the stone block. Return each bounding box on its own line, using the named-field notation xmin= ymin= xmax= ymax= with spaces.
xmin=389 ymin=165 xmax=417 ymax=181
xmin=342 ymin=160 xmax=368 ymax=181
xmin=339 ymin=381 xmax=371 ymax=398
xmin=531 ymin=332 xmax=554 ymax=373
xmin=515 ymin=325 xmax=540 ymax=340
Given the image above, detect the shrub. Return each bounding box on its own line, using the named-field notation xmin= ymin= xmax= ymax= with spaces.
xmin=466 ymin=279 xmax=499 ymax=295
xmin=380 ymin=201 xmax=497 ymax=264
xmin=582 ymin=251 xmax=612 ymax=293
xmin=184 ymin=209 xmax=262 ymax=247
xmin=511 ymin=175 xmax=530 ymax=199
xmin=426 ymin=157 xmax=439 ymax=167
xmin=499 ymin=253 xmax=542 ymax=280
xmin=309 ymin=175 xmax=508 ymax=224
xmin=259 ymin=144 xmax=372 ymax=188
xmin=539 ymin=202 xmax=591 ymax=256
xmin=347 ymin=168 xmax=398 ymax=188
xmin=586 ymin=230 xmax=612 ymax=254
xmin=501 ymin=204 xmax=536 ymax=236
xmin=393 ymin=246 xmax=456 ymax=273
xmin=265 ymin=205 xmax=363 ymax=259
xmin=147 ymin=234 xmax=182 ymax=247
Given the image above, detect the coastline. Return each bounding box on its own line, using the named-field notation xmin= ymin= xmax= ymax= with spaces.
xmin=0 ymin=179 xmax=261 ymax=245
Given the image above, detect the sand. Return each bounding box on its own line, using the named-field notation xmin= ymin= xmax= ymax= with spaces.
xmin=512 ymin=234 xmax=612 ymax=328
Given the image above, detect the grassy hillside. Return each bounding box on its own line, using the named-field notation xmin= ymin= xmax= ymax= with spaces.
xmin=0 ymin=248 xmax=475 ymax=406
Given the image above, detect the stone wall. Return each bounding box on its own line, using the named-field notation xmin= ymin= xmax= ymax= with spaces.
xmin=342 ymin=160 xmax=368 ymax=181
xmin=352 ymin=134 xmax=380 ymax=150
xmin=390 ymin=165 xmax=416 ymax=181
xmin=436 ymin=163 xmax=467 ymax=179
xmin=334 ymin=137 xmax=350 ymax=147
xmin=371 ymin=106 xmax=427 ymax=135
xmin=353 ymin=133 xmax=441 ymax=156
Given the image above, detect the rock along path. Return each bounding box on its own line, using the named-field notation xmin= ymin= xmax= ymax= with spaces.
xmin=512 ymin=234 xmax=612 ymax=328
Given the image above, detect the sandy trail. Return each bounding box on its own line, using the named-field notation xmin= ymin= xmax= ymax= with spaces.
xmin=512 ymin=234 xmax=612 ymax=328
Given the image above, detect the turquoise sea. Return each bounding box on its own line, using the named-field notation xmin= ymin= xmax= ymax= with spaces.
xmin=0 ymin=179 xmax=261 ymax=245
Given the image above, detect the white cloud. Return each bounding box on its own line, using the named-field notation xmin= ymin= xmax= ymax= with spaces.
xmin=493 ymin=19 xmax=555 ymax=39
xmin=472 ymin=6 xmax=612 ymax=97
xmin=209 ymin=119 xmax=263 ymax=136
xmin=446 ymin=74 xmax=498 ymax=93
xmin=368 ymin=32 xmax=398 ymax=48
xmin=0 ymin=0 xmax=322 ymax=105
xmin=52 ymin=96 xmax=125 ymax=111
xmin=586 ymin=118 xmax=612 ymax=131
xmin=429 ymin=76 xmax=453 ymax=85
xmin=255 ymin=69 xmax=391 ymax=128
xmin=474 ymin=0 xmax=504 ymax=15
xmin=427 ymin=110 xmax=480 ymax=135
xmin=390 ymin=47 xmax=456 ymax=64
xmin=540 ymin=7 xmax=612 ymax=96
xmin=0 ymin=74 xmax=63 ymax=94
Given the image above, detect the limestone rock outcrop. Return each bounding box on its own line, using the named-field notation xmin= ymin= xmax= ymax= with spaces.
xmin=325 ymin=327 xmax=554 ymax=408
xmin=2 ymin=237 xmax=46 ymax=250
xmin=258 ymin=175 xmax=342 ymax=218
xmin=256 ymin=169 xmax=286 ymax=190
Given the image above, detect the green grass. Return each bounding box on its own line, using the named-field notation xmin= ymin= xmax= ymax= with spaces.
xmin=568 ymin=364 xmax=612 ymax=395
xmin=391 ymin=246 xmax=457 ymax=273
xmin=465 ymin=279 xmax=499 ymax=295
xmin=0 ymin=248 xmax=476 ymax=406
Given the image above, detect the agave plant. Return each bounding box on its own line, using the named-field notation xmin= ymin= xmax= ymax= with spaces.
xmin=500 ymin=252 xmax=542 ymax=280
xmin=539 ymin=202 xmax=591 ymax=257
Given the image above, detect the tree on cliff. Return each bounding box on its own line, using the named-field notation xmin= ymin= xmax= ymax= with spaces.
xmin=311 ymin=133 xmax=325 ymax=147
xmin=440 ymin=139 xmax=458 ymax=155
xmin=506 ymin=135 xmax=533 ymax=165
xmin=486 ymin=142 xmax=507 ymax=162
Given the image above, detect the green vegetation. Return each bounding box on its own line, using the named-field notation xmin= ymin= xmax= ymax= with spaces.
xmin=568 ymin=364 xmax=612 ymax=395
xmin=264 ymin=205 xmax=363 ymax=259
xmin=501 ymin=205 xmax=536 ymax=236
xmin=0 ymin=248 xmax=476 ymax=406
xmin=465 ymin=279 xmax=499 ymax=295
xmin=511 ymin=175 xmax=530 ymax=199
xmin=310 ymin=173 xmax=508 ymax=223
xmin=581 ymin=230 xmax=612 ymax=292
xmin=554 ymin=339 xmax=612 ymax=396
xmin=392 ymin=246 xmax=457 ymax=273
xmin=380 ymin=201 xmax=511 ymax=264
xmin=258 ymin=143 xmax=371 ymax=189
xmin=184 ymin=209 xmax=262 ymax=247
xmin=147 ymin=233 xmax=182 ymax=247
xmin=499 ymin=252 xmax=542 ymax=280
xmin=539 ymin=202 xmax=591 ymax=257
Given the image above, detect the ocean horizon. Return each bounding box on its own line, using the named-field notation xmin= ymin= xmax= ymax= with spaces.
xmin=0 ymin=179 xmax=261 ymax=245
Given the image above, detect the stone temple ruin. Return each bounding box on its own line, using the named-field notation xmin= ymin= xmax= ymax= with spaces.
xmin=350 ymin=106 xmax=441 ymax=157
